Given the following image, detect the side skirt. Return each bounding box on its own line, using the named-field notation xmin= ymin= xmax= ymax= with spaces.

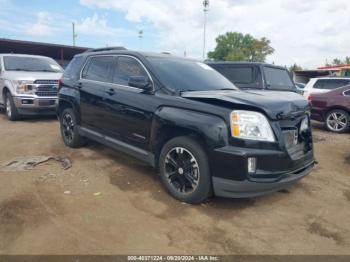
xmin=78 ymin=126 xmax=155 ymax=167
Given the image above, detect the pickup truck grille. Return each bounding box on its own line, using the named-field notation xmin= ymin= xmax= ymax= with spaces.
xmin=34 ymin=80 xmax=59 ymax=85
xmin=33 ymin=80 xmax=59 ymax=97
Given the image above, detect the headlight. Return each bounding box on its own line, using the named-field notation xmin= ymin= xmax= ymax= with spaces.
xmin=230 ymin=110 xmax=275 ymax=142
xmin=12 ymin=80 xmax=36 ymax=94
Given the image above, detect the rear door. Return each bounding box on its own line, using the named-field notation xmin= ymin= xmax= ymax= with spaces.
xmin=79 ymin=55 xmax=114 ymax=132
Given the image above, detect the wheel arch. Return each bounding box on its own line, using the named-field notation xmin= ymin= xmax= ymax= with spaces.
xmin=2 ymin=86 xmax=11 ymax=97
xmin=324 ymin=106 xmax=350 ymax=119
xmin=151 ymin=107 xmax=229 ymax=168
xmin=57 ymin=98 xmax=81 ymax=125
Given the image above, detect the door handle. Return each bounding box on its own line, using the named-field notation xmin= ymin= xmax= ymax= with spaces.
xmin=106 ymin=88 xmax=115 ymax=96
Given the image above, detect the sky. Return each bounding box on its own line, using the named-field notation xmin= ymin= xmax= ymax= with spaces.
xmin=0 ymin=0 xmax=349 ymax=69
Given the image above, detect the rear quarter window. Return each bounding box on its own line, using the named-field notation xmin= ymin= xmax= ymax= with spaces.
xmin=63 ymin=56 xmax=84 ymax=80
xmin=314 ymin=79 xmax=350 ymax=90
xmin=82 ymin=56 xmax=115 ymax=82
xmin=344 ymin=90 xmax=350 ymax=96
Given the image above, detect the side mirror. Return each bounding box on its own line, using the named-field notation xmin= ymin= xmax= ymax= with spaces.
xmin=128 ymin=76 xmax=152 ymax=91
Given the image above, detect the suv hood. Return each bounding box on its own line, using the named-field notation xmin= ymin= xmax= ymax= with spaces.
xmin=181 ymin=90 xmax=310 ymax=120
xmin=3 ymin=71 xmax=63 ymax=81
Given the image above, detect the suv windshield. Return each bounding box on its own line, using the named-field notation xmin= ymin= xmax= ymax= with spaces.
xmin=147 ymin=57 xmax=238 ymax=92
xmin=264 ymin=66 xmax=295 ymax=90
xmin=4 ymin=56 xmax=63 ymax=73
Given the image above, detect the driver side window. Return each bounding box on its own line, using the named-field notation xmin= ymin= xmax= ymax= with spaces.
xmin=113 ymin=56 xmax=148 ymax=86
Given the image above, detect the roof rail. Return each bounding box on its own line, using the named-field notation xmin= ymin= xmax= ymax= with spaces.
xmin=84 ymin=46 xmax=127 ymax=53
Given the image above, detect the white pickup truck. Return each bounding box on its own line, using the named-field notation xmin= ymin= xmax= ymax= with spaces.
xmin=0 ymin=53 xmax=63 ymax=120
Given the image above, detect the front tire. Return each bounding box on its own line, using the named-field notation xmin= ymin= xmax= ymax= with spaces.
xmin=325 ymin=109 xmax=350 ymax=133
xmin=159 ymin=136 xmax=212 ymax=204
xmin=4 ymin=92 xmax=20 ymax=121
xmin=60 ymin=108 xmax=86 ymax=148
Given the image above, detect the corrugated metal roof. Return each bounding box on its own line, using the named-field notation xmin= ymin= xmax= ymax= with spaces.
xmin=0 ymin=38 xmax=89 ymax=61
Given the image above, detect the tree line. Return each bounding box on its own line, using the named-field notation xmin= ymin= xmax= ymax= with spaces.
xmin=208 ymin=31 xmax=349 ymax=73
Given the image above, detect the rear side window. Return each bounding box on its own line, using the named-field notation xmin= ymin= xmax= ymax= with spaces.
xmin=82 ymin=56 xmax=115 ymax=82
xmin=314 ymin=79 xmax=350 ymax=90
xmin=112 ymin=56 xmax=148 ymax=86
xmin=64 ymin=56 xmax=84 ymax=80
xmin=213 ymin=65 xmax=254 ymax=84
xmin=264 ymin=66 xmax=294 ymax=90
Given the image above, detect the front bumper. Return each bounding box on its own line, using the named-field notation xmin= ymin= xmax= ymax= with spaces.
xmin=212 ymin=162 xmax=314 ymax=198
xmin=14 ymin=96 xmax=57 ymax=115
xmin=210 ymin=142 xmax=315 ymax=198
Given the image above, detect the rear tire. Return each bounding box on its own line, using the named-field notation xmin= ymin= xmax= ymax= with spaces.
xmin=158 ymin=136 xmax=212 ymax=204
xmin=4 ymin=92 xmax=20 ymax=121
xmin=60 ymin=108 xmax=86 ymax=148
xmin=325 ymin=109 xmax=350 ymax=133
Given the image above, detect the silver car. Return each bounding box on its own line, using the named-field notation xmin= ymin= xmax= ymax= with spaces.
xmin=0 ymin=54 xmax=63 ymax=120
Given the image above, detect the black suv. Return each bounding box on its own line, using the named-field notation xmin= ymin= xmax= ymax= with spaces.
xmin=57 ymin=48 xmax=315 ymax=204
xmin=207 ymin=62 xmax=297 ymax=92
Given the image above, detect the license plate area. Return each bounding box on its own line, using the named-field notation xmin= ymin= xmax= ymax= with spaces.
xmin=38 ymin=100 xmax=56 ymax=106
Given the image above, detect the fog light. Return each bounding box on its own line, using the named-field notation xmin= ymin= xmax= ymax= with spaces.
xmin=22 ymin=99 xmax=33 ymax=104
xmin=248 ymin=157 xmax=257 ymax=174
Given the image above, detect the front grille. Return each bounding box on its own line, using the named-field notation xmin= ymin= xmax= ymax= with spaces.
xmin=36 ymin=91 xmax=58 ymax=97
xmin=34 ymin=80 xmax=59 ymax=85
xmin=283 ymin=129 xmax=298 ymax=149
xmin=280 ymin=114 xmax=313 ymax=159
xmin=33 ymin=80 xmax=58 ymax=97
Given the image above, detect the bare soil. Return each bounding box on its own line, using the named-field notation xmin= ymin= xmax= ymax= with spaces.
xmin=0 ymin=113 xmax=349 ymax=255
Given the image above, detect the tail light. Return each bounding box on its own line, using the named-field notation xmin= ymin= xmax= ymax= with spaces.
xmin=307 ymin=95 xmax=313 ymax=102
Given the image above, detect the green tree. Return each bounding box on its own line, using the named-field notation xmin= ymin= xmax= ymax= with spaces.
xmin=332 ymin=58 xmax=342 ymax=65
xmin=208 ymin=32 xmax=274 ymax=62
xmin=289 ymin=63 xmax=303 ymax=73
xmin=325 ymin=56 xmax=350 ymax=66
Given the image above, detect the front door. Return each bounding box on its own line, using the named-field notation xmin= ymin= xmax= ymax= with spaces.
xmin=103 ymin=55 xmax=157 ymax=150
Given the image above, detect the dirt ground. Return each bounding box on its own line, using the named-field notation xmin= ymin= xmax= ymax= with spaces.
xmin=0 ymin=112 xmax=349 ymax=255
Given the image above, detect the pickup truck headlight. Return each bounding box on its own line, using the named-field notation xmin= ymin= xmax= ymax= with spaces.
xmin=12 ymin=80 xmax=36 ymax=94
xmin=230 ymin=110 xmax=275 ymax=142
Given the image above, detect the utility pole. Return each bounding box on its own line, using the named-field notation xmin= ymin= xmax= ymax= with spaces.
xmin=138 ymin=29 xmax=143 ymax=50
xmin=202 ymin=0 xmax=209 ymax=60
xmin=72 ymin=22 xmax=78 ymax=46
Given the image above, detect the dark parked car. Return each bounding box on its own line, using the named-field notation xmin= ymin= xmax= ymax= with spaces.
xmin=309 ymin=86 xmax=350 ymax=133
xmin=57 ymin=48 xmax=315 ymax=204
xmin=206 ymin=62 xmax=298 ymax=92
